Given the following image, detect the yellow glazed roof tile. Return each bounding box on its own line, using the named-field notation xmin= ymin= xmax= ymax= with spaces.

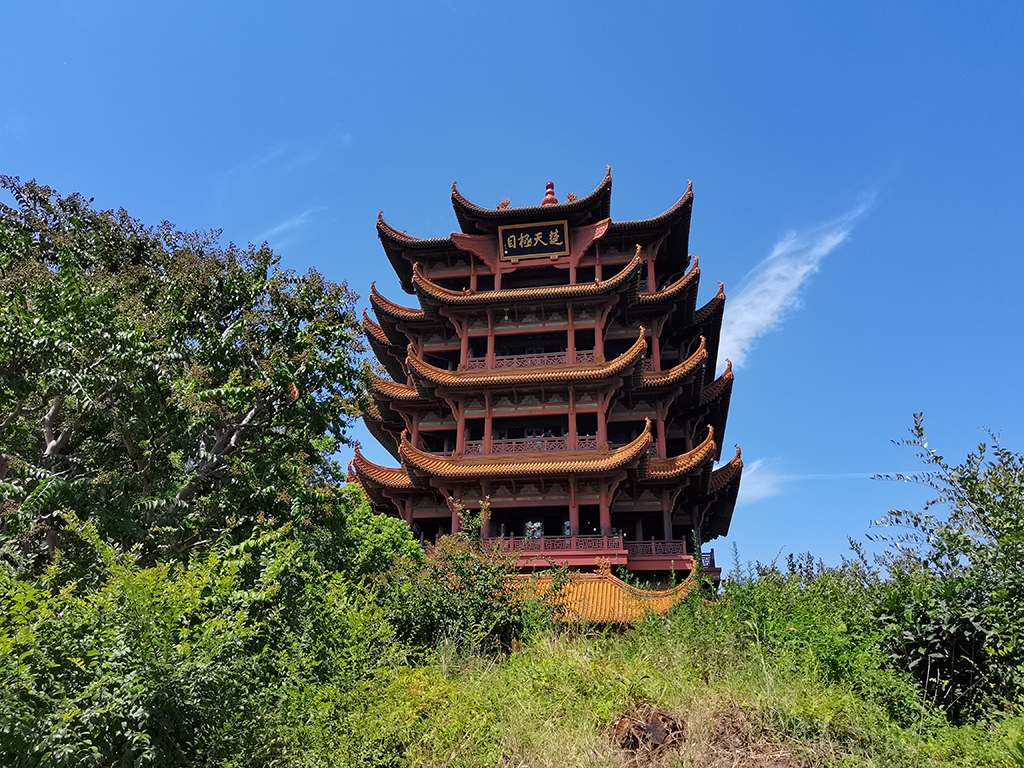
xmin=370 ymin=282 xmax=427 ymax=321
xmin=510 ymin=558 xmax=696 ymax=622
xmin=637 ymin=256 xmax=700 ymax=305
xmin=350 ymin=447 xmax=417 ymax=489
xmin=701 ymin=360 xmax=734 ymax=404
xmin=640 ymin=337 xmax=706 ymax=388
xmin=647 ymin=426 xmax=716 ymax=480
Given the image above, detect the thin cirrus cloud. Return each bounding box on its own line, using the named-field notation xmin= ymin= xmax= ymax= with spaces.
xmin=256 ymin=207 xmax=325 ymax=244
xmin=718 ymin=194 xmax=875 ymax=371
xmin=723 ymin=193 xmax=876 ymax=506
xmin=736 ymin=459 xmax=893 ymax=506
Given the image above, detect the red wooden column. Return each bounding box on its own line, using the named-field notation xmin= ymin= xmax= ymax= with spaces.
xmin=404 ymin=498 xmax=414 ymax=527
xmin=486 ymin=313 xmax=496 ymax=368
xmin=662 ymin=503 xmax=673 ymax=541
xmin=480 ymin=482 xmax=492 ymax=538
xmin=449 ymin=490 xmax=462 ymax=535
xmin=598 ymin=482 xmax=612 ymax=536
xmin=459 ymin=321 xmax=470 ymax=369
xmin=569 ymin=479 xmax=580 ymax=536
xmin=568 ymin=388 xmax=578 ymax=449
xmin=646 ymin=255 xmax=656 ymax=292
xmin=656 ymin=415 xmax=667 ymax=458
xmin=597 ymin=391 xmax=609 ymax=448
xmin=484 ymin=392 xmax=493 ymax=453
xmin=454 ymin=403 xmax=466 ymax=454
xmin=566 ymin=305 xmax=576 ymax=363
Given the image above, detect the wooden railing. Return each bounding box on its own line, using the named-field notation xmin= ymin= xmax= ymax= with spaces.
xmin=466 ymin=349 xmax=597 ymax=370
xmin=463 ymin=435 xmax=599 ymax=455
xmin=485 ymin=534 xmax=624 ymax=552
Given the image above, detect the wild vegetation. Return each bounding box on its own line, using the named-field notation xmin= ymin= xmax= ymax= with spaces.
xmin=2 ymin=180 xmax=1023 ymax=766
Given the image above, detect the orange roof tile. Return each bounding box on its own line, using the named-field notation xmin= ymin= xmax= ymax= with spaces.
xmin=400 ymin=419 xmax=652 ymax=479
xmin=647 ymin=426 xmax=717 ymax=480
xmin=510 ymin=559 xmax=696 ymax=622
xmin=406 ymin=329 xmax=647 ymax=388
xmin=376 ymin=212 xmax=453 ymax=249
xmin=641 ymin=337 xmax=706 ymax=388
xmin=370 ymin=375 xmax=423 ymax=401
xmin=637 ymin=256 xmax=699 ymax=305
xmin=362 ymin=309 xmax=394 ymax=346
xmin=695 ymin=282 xmax=726 ymax=324
xmin=710 ymin=445 xmax=743 ymax=493
xmin=609 ymin=180 xmax=694 ymax=234
xmin=350 ymin=447 xmax=417 ymax=489
xmin=412 ymin=253 xmax=643 ymax=307
xmin=370 ymin=282 xmax=427 ymax=321
xmin=451 ymin=166 xmax=613 ymax=228
xmin=701 ymin=360 xmax=734 ymax=404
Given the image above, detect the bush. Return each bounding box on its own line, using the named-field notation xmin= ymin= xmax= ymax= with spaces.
xmin=0 ymin=514 xmax=402 ymax=767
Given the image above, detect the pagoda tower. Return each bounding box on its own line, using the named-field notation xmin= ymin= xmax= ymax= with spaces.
xmin=351 ymin=168 xmax=742 ymax=579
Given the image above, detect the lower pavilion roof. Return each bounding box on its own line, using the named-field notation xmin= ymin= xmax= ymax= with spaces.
xmin=509 ymin=559 xmax=701 ymax=623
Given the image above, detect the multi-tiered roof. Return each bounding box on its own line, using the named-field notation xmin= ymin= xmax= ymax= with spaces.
xmin=352 ymin=168 xmax=741 ymax=578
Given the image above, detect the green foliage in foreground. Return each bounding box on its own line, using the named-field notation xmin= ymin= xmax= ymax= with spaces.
xmin=3 ymin=504 xmax=1023 ymax=767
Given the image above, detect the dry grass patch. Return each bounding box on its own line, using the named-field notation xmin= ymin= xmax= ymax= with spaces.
xmin=608 ymin=701 xmax=823 ymax=768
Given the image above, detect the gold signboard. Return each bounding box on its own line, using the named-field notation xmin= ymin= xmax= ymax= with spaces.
xmin=499 ymin=220 xmax=570 ymax=263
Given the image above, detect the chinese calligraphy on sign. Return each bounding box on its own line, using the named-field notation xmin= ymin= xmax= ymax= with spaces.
xmin=498 ymin=220 xmax=570 ymax=262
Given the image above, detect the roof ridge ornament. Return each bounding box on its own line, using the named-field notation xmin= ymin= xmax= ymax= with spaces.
xmin=542 ymin=181 xmax=558 ymax=205
xmin=496 ymin=199 xmax=510 ymax=209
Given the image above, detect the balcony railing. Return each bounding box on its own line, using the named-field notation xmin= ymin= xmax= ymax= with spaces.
xmin=485 ymin=534 xmax=624 ymax=553
xmin=462 ymin=351 xmax=653 ymax=372
xmin=486 ymin=536 xmax=715 ymax=568
xmin=466 ymin=349 xmax=597 ymax=370
xmin=463 ymin=435 xmax=599 ymax=455
xmin=624 ymin=543 xmax=715 ymax=568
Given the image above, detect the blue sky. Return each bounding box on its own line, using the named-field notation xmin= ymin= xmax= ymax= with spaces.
xmin=4 ymin=1 xmax=1022 ymax=567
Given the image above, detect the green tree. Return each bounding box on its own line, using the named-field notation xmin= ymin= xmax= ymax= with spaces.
xmin=871 ymin=414 xmax=1024 ymax=722
xmin=0 ymin=177 xmax=368 ymax=561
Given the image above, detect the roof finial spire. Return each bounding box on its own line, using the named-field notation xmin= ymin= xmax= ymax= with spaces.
xmin=542 ymin=181 xmax=558 ymax=205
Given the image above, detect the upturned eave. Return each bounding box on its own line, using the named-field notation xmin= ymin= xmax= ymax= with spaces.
xmin=451 ymin=166 xmax=613 ymax=234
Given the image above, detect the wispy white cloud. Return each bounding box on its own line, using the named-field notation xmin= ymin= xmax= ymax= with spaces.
xmin=735 ymin=456 xmax=908 ymax=506
xmin=219 ymin=129 xmax=354 ymax=191
xmin=736 ymin=458 xmax=784 ymax=505
xmin=255 ymin=207 xmax=324 ymax=244
xmin=719 ymin=195 xmax=875 ymax=370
